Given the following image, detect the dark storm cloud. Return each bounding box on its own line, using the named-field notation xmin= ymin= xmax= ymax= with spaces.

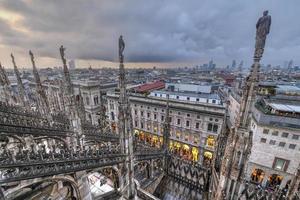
xmin=0 ymin=0 xmax=299 ymax=66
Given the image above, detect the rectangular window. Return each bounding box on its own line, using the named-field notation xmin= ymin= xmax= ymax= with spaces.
xmin=177 ymin=118 xmax=181 ymax=125
xmin=279 ymin=142 xmax=286 ymax=147
xmin=135 ymin=121 xmax=138 ymax=127
xmin=134 ymin=110 xmax=137 ymax=115
xmin=147 ymin=112 xmax=150 ymax=118
xmin=140 ymin=111 xmax=144 ymax=117
xmin=208 ymin=123 xmax=213 ymax=131
xmin=260 ymin=138 xmax=267 ymax=143
xmin=141 ymin=122 xmax=144 ymax=129
xmin=273 ymin=157 xmax=289 ymax=171
xmin=212 ymin=99 xmax=216 ymax=103
xmin=161 ymin=115 xmax=164 ymax=122
xmin=154 ymin=114 xmax=157 ymax=120
xmin=187 ymin=114 xmax=190 ymax=117
xmin=282 ymin=132 xmax=289 ymax=138
xmin=196 ymin=122 xmax=200 ymax=129
xmin=213 ymin=125 xmax=218 ymax=133
xmin=196 ymin=98 xmax=199 ymax=102
xmin=289 ymin=144 xmax=296 ymax=149
xmin=272 ymin=131 xmax=279 ymax=136
xmin=269 ymin=140 xmax=276 ymax=145
xmin=263 ymin=129 xmax=269 ymax=134
xmin=176 ymin=96 xmax=179 ymax=99
xmin=292 ymin=135 xmax=299 ymax=140
xmin=187 ymin=97 xmax=190 ymax=100
xmin=186 ymin=120 xmax=190 ymax=127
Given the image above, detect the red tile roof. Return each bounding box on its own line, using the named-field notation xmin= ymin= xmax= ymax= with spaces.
xmin=135 ymin=80 xmax=165 ymax=92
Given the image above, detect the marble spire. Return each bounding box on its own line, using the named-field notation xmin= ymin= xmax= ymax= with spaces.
xmin=29 ymin=50 xmax=50 ymax=114
xmin=11 ymin=53 xmax=29 ymax=108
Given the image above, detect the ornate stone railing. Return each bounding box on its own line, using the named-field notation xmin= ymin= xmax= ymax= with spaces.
xmin=82 ymin=123 xmax=120 ymax=141
xmin=0 ymin=102 xmax=70 ymax=131
xmin=0 ymin=148 xmax=125 ymax=184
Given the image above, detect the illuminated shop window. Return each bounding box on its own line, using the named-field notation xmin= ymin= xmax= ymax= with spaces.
xmin=204 ymin=151 xmax=213 ymax=160
xmin=206 ymin=135 xmax=215 ymax=147
xmin=192 ymin=147 xmax=199 ymax=161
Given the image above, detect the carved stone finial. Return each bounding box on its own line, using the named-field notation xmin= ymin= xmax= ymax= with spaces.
xmin=11 ymin=53 xmax=16 ymax=67
xmin=29 ymin=50 xmax=34 ymax=62
xmin=59 ymin=45 xmax=66 ymax=65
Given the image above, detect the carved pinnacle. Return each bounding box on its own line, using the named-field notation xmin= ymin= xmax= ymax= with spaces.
xmin=11 ymin=53 xmax=16 ymax=67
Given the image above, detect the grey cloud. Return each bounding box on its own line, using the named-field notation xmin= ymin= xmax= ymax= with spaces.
xmin=0 ymin=0 xmax=299 ymax=66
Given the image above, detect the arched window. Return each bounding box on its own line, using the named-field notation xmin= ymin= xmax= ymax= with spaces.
xmin=94 ymin=96 xmax=99 ymax=105
xmin=111 ymin=112 xmax=115 ymax=121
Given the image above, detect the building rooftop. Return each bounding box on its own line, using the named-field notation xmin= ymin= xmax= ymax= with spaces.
xmin=276 ymin=85 xmax=300 ymax=94
xmin=134 ymin=80 xmax=165 ymax=93
xmin=151 ymin=90 xmax=221 ymax=100
xmin=269 ymin=103 xmax=300 ymax=113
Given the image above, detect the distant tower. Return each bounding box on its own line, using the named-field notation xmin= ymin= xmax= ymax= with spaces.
xmin=69 ymin=60 xmax=76 ymax=70
xmin=209 ymin=59 xmax=214 ymax=69
xmin=231 ymin=60 xmax=236 ymax=69
xmin=238 ymin=60 xmax=243 ymax=70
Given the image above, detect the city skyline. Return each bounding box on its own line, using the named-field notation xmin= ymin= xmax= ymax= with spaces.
xmin=0 ymin=0 xmax=300 ymax=69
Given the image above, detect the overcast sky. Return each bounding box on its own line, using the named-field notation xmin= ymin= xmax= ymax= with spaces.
xmin=0 ymin=0 xmax=299 ymax=68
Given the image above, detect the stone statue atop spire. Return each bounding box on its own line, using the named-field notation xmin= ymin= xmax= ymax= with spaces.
xmin=254 ymin=10 xmax=271 ymax=62
xmin=119 ymin=35 xmax=125 ymax=63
